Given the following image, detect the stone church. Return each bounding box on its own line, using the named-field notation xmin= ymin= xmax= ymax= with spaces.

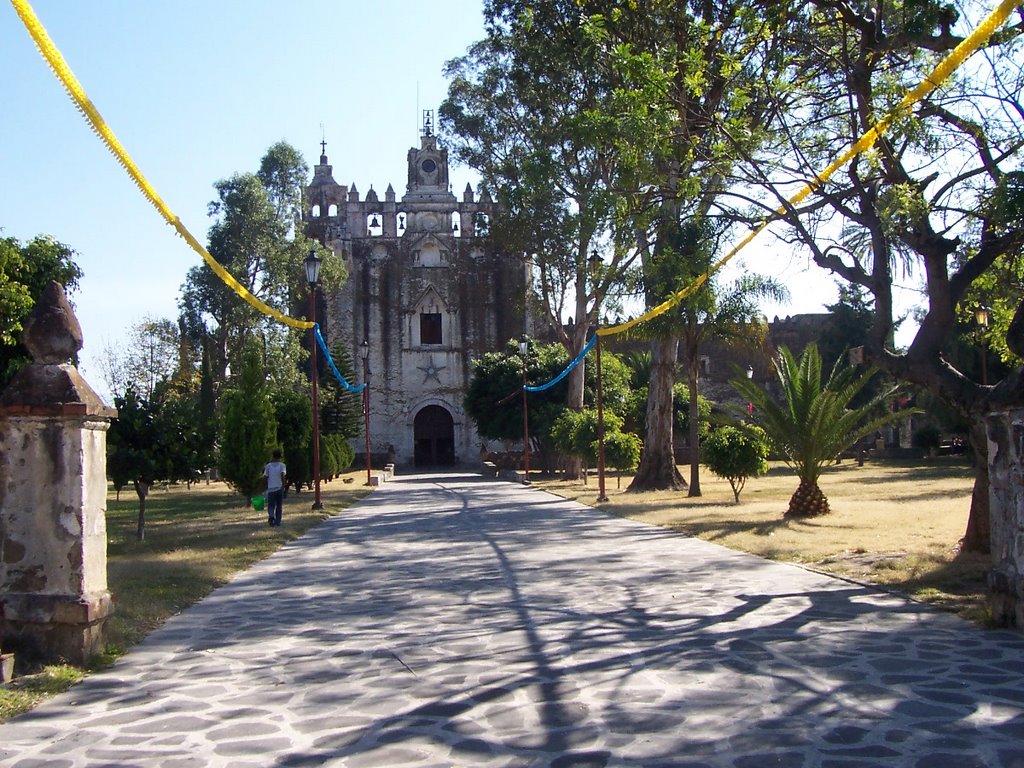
xmin=304 ymin=112 xmax=526 ymax=468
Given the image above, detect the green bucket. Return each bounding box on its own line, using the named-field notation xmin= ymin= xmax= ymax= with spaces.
xmin=251 ymin=495 xmax=266 ymax=511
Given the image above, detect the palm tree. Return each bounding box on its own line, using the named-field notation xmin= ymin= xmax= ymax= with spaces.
xmin=732 ymin=344 xmax=911 ymax=518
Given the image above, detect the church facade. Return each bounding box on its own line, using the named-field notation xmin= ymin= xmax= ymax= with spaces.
xmin=304 ymin=114 xmax=526 ymax=468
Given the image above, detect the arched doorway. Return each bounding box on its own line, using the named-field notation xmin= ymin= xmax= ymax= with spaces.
xmin=414 ymin=405 xmax=455 ymax=467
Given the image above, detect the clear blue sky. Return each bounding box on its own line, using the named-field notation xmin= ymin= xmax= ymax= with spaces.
xmin=3 ymin=1 xmax=896 ymax=398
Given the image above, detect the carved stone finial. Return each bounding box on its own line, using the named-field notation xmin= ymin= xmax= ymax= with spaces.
xmin=22 ymin=281 xmax=83 ymax=364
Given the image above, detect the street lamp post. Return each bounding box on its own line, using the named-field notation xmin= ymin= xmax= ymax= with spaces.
xmin=519 ymin=334 xmax=530 ymax=485
xmin=746 ymin=365 xmax=754 ymax=418
xmin=589 ymin=250 xmax=608 ymax=503
xmin=595 ymin=331 xmax=608 ymax=503
xmin=304 ymin=248 xmax=323 ymax=511
xmin=975 ymin=306 xmax=990 ymax=385
xmin=360 ymin=339 xmax=372 ymax=485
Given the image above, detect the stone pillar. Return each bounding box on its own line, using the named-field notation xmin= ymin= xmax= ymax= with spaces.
xmin=986 ymin=408 xmax=1024 ymax=628
xmin=0 ymin=282 xmax=116 ymax=664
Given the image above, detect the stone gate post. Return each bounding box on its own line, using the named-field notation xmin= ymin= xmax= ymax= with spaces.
xmin=987 ymin=408 xmax=1024 ymax=628
xmin=0 ymin=282 xmax=116 ymax=664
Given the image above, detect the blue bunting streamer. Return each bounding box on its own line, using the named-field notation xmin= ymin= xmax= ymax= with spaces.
xmin=524 ymin=335 xmax=597 ymax=393
xmin=314 ymin=324 xmax=366 ymax=394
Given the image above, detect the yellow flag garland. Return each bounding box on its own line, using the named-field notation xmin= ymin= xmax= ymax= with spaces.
xmin=11 ymin=0 xmax=1018 ymax=339
xmin=11 ymin=0 xmax=314 ymax=330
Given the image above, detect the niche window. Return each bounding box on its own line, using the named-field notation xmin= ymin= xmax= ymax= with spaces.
xmin=473 ymin=212 xmax=490 ymax=237
xmin=420 ymin=313 xmax=443 ymax=345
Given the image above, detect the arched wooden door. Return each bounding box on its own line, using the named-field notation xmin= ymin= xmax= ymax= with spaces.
xmin=414 ymin=405 xmax=455 ymax=467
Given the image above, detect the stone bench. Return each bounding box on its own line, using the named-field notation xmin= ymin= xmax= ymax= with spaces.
xmin=481 ymin=461 xmax=498 ymax=477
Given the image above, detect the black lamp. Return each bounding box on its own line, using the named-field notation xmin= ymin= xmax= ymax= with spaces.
xmin=304 ymin=248 xmax=322 ymax=286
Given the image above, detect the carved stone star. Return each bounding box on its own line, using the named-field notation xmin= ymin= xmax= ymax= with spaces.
xmin=418 ymin=357 xmax=446 ymax=384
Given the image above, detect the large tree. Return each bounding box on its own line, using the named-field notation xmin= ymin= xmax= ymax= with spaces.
xmin=579 ymin=1 xmax=796 ymax=491
xmin=441 ymin=0 xmax=642 ymax=475
xmin=740 ymin=0 xmax=1024 ymax=551
xmin=179 ymin=143 xmax=342 ymax=395
xmin=631 ymin=219 xmax=788 ymax=494
xmin=98 ymin=316 xmax=182 ymax=400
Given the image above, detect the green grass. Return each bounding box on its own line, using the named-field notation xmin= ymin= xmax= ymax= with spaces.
xmin=0 ymin=473 xmax=370 ymax=721
xmin=0 ymin=666 xmax=84 ymax=721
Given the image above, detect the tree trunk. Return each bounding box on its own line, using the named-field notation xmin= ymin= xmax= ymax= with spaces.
xmin=628 ymin=338 xmax=686 ymax=492
xmin=785 ymin=478 xmax=830 ymax=518
xmin=687 ymin=352 xmax=702 ymax=497
xmin=134 ymin=479 xmax=150 ymax=541
xmin=961 ymin=420 xmax=991 ymax=553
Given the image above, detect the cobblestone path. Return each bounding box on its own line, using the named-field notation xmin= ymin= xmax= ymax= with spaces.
xmin=2 ymin=473 xmax=1024 ymax=767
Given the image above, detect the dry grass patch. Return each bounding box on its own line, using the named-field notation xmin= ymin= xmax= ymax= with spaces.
xmin=534 ymin=458 xmax=988 ymax=623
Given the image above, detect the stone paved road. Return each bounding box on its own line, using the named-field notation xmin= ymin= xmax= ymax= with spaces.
xmin=3 ymin=473 xmax=1024 ymax=767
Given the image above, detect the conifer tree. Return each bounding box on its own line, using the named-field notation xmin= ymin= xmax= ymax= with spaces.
xmin=219 ymin=345 xmax=275 ymax=502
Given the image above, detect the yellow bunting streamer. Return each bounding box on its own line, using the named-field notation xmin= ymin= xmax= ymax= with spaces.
xmin=10 ymin=0 xmax=314 ymax=330
xmin=597 ymin=0 xmax=1021 ymax=337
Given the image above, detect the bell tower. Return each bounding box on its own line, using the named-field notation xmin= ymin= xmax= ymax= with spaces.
xmin=404 ymin=111 xmax=455 ymax=227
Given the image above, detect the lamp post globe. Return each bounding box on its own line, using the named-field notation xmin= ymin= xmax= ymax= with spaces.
xmin=975 ymin=306 xmax=991 ymax=385
xmin=304 ymin=248 xmax=322 ymax=286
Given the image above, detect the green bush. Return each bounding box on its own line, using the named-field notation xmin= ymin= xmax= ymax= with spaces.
xmin=600 ymin=430 xmax=642 ymax=489
xmin=335 ymin=438 xmax=355 ymax=471
xmin=703 ymin=425 xmax=770 ymax=503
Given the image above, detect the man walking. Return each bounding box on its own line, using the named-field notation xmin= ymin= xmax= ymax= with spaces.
xmin=264 ymin=450 xmax=287 ymax=527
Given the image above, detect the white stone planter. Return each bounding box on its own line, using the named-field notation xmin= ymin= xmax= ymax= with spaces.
xmin=0 ymin=652 xmax=14 ymax=683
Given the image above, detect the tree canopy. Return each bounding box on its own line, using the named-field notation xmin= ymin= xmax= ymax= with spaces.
xmin=0 ymin=233 xmax=82 ymax=385
xmin=734 ymin=0 xmax=1024 ymax=549
xmin=179 ymin=142 xmax=344 ymax=394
